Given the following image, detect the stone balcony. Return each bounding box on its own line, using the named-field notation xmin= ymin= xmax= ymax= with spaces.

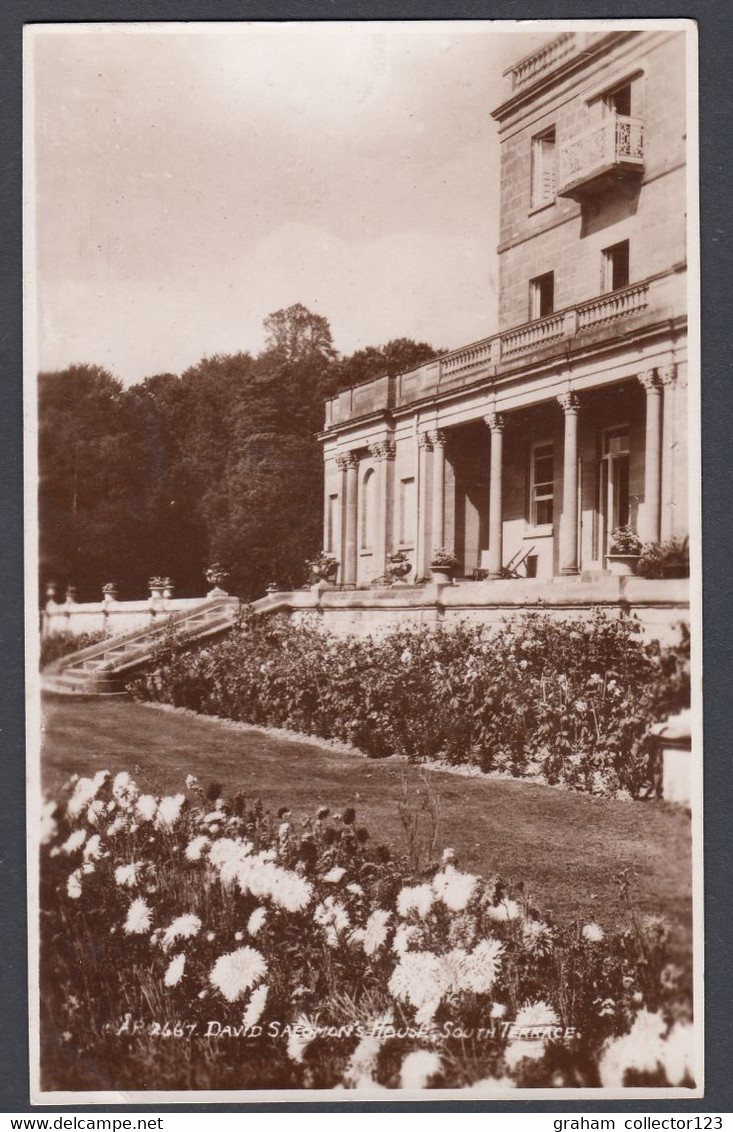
xmin=558 ymin=114 xmax=645 ymax=201
xmin=324 ymin=268 xmax=685 ymax=428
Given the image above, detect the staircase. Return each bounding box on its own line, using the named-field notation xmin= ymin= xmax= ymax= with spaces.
xmin=42 ymin=596 xmax=241 ymax=696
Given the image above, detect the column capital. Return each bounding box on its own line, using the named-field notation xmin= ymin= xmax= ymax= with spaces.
xmin=426 ymin=428 xmax=447 ymax=448
xmin=484 ymin=411 xmax=505 ymax=433
xmin=335 ymin=451 xmax=359 ymax=471
xmin=557 ymin=391 xmax=580 ymax=414
xmin=638 ymin=369 xmax=660 ymax=393
xmin=368 ymin=439 xmax=396 ymax=461
xmin=658 ymin=363 xmax=677 ymax=387
xmin=417 ymin=430 xmax=433 ymax=450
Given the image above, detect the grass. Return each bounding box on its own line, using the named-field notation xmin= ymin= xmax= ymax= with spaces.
xmin=40 ymin=694 xmax=693 ymax=953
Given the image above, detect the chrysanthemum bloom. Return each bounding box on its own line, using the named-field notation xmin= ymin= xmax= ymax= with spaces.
xmin=185 ymin=835 xmax=210 ymax=862
xmin=491 ymin=1002 xmax=507 ymax=1019
xmin=66 ymin=869 xmax=83 ymax=899
xmin=40 ymin=801 xmax=57 ymax=846
xmin=156 ymin=794 xmax=186 ymax=830
xmin=342 ymin=1034 xmax=384 ymax=1088
xmin=242 ymin=984 xmax=269 ymax=1029
xmin=486 ymin=899 xmax=521 ymax=922
xmin=278 ymin=822 xmax=290 ymax=839
xmin=164 ymin=953 xmax=186 ymax=987
xmin=67 ymin=771 xmax=108 ymax=820
xmin=658 ymin=1022 xmax=695 ymax=1086
xmin=86 ymin=800 xmax=106 ymax=826
xmin=347 ymin=883 xmax=364 ymax=896
xmin=314 ymin=897 xmax=350 ymax=947
xmin=209 ymin=946 xmax=267 ymax=1003
xmin=504 ymin=1000 xmax=560 ymax=1069
xmin=391 ymin=923 xmax=420 ymax=956
xmin=582 ymin=922 xmax=605 ymax=943
xmin=432 ymin=867 xmax=478 ymax=912
xmin=453 ymin=938 xmax=504 ymax=994
xmin=114 ymin=863 xmax=140 ymax=889
xmin=598 ymin=1010 xmax=669 ymax=1087
xmin=60 ymin=829 xmax=87 ymax=855
xmin=161 ymin=913 xmax=202 ymax=951
xmin=396 ymin=884 xmax=434 ymax=920
xmin=106 ymin=815 xmax=127 ymax=837
xmin=286 ymin=1015 xmax=319 ymax=1064
xmin=363 ymin=909 xmax=391 ymax=956
xmin=322 ymin=866 xmax=346 ymax=884
xmin=185 ymin=775 xmax=199 ymax=791
xmin=135 ymin=795 xmax=158 ymax=822
xmin=400 ymin=1049 xmax=442 ymax=1090
xmin=522 ymin=920 xmax=555 ymax=956
xmin=441 ymin=848 xmax=456 ymax=865
xmin=247 ymin=907 xmax=266 ymax=936
xmin=112 ymin=771 xmax=139 ymax=810
xmin=83 ymin=834 xmax=102 ymax=861
xmin=388 ymin=951 xmax=454 ymax=1026
xmin=124 ymin=897 xmax=153 ymax=935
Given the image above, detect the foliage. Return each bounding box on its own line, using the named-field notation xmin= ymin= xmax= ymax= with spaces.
xmin=608 ymin=526 xmax=642 ymax=556
xmin=38 ymin=313 xmax=438 ymax=603
xmin=636 ymin=539 xmax=690 ymax=580
xmin=40 ymin=771 xmax=693 ymax=1092
xmin=431 ymin=547 xmax=460 ymax=569
xmin=40 ymin=630 xmax=107 ymax=669
xmin=131 ymin=612 xmax=690 ymax=799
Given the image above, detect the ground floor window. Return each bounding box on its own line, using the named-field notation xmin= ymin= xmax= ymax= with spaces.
xmin=600 ymin=426 xmax=630 ymax=553
xmin=530 ymin=441 xmax=554 ymax=526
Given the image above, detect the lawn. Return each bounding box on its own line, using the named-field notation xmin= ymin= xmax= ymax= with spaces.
xmin=40 ymin=694 xmax=693 ymax=954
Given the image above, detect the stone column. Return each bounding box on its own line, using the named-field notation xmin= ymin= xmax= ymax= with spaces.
xmin=368 ymin=439 xmax=396 ymax=576
xmin=336 ymin=451 xmax=359 ymax=585
xmin=557 ymin=392 xmax=580 ymax=575
xmin=428 ymin=429 xmax=447 ymax=554
xmin=638 ymin=369 xmax=662 ymax=544
xmin=417 ymin=431 xmax=433 ymax=578
xmin=658 ymin=364 xmax=677 ymax=542
xmin=484 ymin=412 xmax=505 ymax=579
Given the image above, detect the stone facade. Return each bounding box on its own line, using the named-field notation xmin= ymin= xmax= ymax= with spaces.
xmin=319 ymin=30 xmax=689 ymax=599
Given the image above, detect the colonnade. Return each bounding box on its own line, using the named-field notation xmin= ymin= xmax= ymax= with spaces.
xmin=332 ymin=364 xmax=677 ymax=585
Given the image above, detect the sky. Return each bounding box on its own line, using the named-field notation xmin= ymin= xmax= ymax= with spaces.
xmin=30 ymin=22 xmax=556 ymax=386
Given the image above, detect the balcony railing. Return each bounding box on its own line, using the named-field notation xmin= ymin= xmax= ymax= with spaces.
xmin=558 ymin=114 xmax=644 ymax=199
xmin=505 ymin=33 xmax=577 ymax=93
xmin=324 ymin=270 xmax=682 ymax=427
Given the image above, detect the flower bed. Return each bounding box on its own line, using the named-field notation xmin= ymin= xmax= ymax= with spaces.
xmin=132 ymin=612 xmax=689 ymax=798
xmin=40 ymin=771 xmax=694 ymax=1093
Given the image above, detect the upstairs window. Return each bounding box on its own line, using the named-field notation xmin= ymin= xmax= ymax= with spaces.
xmin=531 ymin=127 xmax=557 ymax=208
xmin=530 ymin=271 xmax=555 ymax=319
xmin=530 ymin=442 xmax=554 ymax=527
xmin=603 ymin=82 xmax=632 ymax=117
xmin=603 ymin=240 xmax=630 ymax=291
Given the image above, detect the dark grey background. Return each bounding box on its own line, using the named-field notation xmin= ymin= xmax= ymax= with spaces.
xmin=2 ymin=0 xmax=730 ymax=1114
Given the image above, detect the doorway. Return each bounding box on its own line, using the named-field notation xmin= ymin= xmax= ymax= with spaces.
xmin=599 ymin=426 xmax=630 ymax=557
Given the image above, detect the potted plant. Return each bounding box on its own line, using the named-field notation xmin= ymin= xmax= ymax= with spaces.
xmin=430 ymin=546 xmax=459 ymax=583
xmin=385 ymin=551 xmax=413 ymax=585
xmin=162 ymin=577 xmax=175 ymax=599
xmin=606 ymin=526 xmax=642 ymax=576
xmin=205 ymin=563 xmax=230 ymax=596
xmin=148 ymin=575 xmax=167 ymax=600
xmin=307 ymin=551 xmax=339 ymax=584
xmin=636 ymin=537 xmax=689 ymax=579
xmin=65 ymin=584 xmax=78 ymax=605
xmin=102 ymin=582 xmax=118 ymax=602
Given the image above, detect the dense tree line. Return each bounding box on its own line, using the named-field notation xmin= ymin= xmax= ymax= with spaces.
xmin=38 ymin=305 xmax=437 ymax=602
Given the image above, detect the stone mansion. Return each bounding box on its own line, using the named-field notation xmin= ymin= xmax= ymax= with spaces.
xmin=319 ymin=29 xmax=689 ymax=594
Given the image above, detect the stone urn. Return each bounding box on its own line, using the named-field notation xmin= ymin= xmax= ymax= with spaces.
xmin=65 ymin=585 xmax=78 ymax=604
xmin=148 ymin=577 xmax=166 ymax=600
xmin=102 ymin=583 xmax=119 ymax=603
xmin=430 ymin=564 xmax=454 ymax=584
xmin=162 ymin=578 xmax=175 ymax=599
xmin=605 ymin=554 xmax=640 ymax=577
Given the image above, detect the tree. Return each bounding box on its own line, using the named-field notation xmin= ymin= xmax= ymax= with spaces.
xmin=262 ymin=303 xmax=337 ymax=364
xmin=330 ymin=337 xmax=439 ymax=392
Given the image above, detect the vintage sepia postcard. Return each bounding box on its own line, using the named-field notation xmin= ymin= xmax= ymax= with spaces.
xmin=24 ymin=18 xmax=702 ymax=1103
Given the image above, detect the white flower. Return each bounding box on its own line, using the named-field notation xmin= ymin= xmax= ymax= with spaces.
xmin=342 ymin=1034 xmax=383 ymax=1088
xmin=114 ymin=863 xmax=140 ymax=889
xmin=242 ymin=984 xmax=269 ymax=1029
xmin=388 ymin=951 xmax=454 ymax=1026
xmin=67 ymin=771 xmax=108 ymax=819
xmin=286 ymin=1015 xmax=318 ymax=1064
xmin=491 ymin=1002 xmax=507 ymax=1019
xmin=322 ymin=866 xmax=346 ymax=884
xmin=582 ymin=922 xmax=605 ymax=943
xmin=86 ymin=800 xmax=106 ymax=826
xmin=124 ymin=898 xmax=153 ymax=935
xmin=112 ymin=771 xmax=139 ymax=810
xmin=504 ymin=1000 xmax=560 ymax=1069
xmin=136 ymin=794 xmax=158 ymax=822
xmin=598 ymin=1010 xmax=668 ymax=1087
xmin=161 ymin=914 xmax=202 ymax=951
xmin=454 ymin=938 xmax=504 ymax=994
xmin=486 ymin=899 xmax=521 ymax=922
xmin=396 ymin=884 xmax=434 ymax=919
xmin=66 ymin=869 xmax=83 ymax=899
xmin=432 ymin=866 xmax=478 ymax=912
xmin=60 ymin=828 xmax=87 ymax=855
xmin=278 ymin=822 xmax=290 ymax=839
xmin=659 ymin=1022 xmax=694 ymax=1086
xmin=346 ymin=883 xmax=364 ymax=896
xmin=392 ymin=923 xmax=419 ymax=956
xmin=247 ymin=907 xmax=267 ymax=936
xmin=164 ymin=953 xmax=186 ymax=987
xmin=40 ymin=801 xmax=58 ymax=846
xmin=441 ymin=848 xmax=456 ymax=865
xmin=522 ymin=920 xmax=555 ymax=956
xmin=185 ymin=835 xmax=210 ymax=862
xmin=363 ymin=909 xmax=391 ymax=956
xmin=156 ymin=794 xmax=185 ymax=830
xmin=400 ymin=1049 xmax=441 ymax=1090
xmin=185 ymin=775 xmax=199 ymax=790
xmin=83 ymin=834 xmax=102 ymax=861
xmin=210 ymin=946 xmax=267 ymax=1002
xmin=314 ymin=897 xmax=350 ymax=947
